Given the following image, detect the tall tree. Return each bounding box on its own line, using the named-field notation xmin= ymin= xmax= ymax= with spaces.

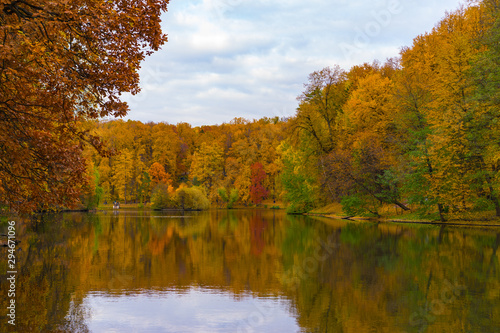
xmin=249 ymin=162 xmax=269 ymax=204
xmin=420 ymin=5 xmax=493 ymax=215
xmin=469 ymin=0 xmax=500 ymax=215
xmin=112 ymin=149 xmax=134 ymax=203
xmin=189 ymin=142 xmax=224 ymax=200
xmin=148 ymin=162 xmax=172 ymax=187
xmin=0 ymin=0 xmax=169 ymax=213
xmin=393 ymin=44 xmax=446 ymax=219
xmin=293 ymin=66 xmax=349 ymax=154
xmin=279 ymin=141 xmax=319 ymax=213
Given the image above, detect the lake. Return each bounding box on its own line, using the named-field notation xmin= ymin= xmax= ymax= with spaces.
xmin=1 ymin=209 xmax=499 ymax=332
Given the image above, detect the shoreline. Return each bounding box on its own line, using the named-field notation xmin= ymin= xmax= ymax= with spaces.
xmin=306 ymin=213 xmax=500 ymax=227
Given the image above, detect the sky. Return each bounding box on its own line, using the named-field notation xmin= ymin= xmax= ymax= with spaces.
xmin=122 ymin=0 xmax=464 ymax=126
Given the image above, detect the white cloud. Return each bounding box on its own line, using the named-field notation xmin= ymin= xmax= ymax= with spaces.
xmin=122 ymin=0 xmax=464 ymax=126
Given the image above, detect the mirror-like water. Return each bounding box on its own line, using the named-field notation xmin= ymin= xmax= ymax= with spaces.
xmin=1 ymin=209 xmax=499 ymax=332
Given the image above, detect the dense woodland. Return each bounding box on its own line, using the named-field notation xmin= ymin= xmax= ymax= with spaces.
xmin=2 ymin=1 xmax=500 ymax=220
xmin=80 ymin=1 xmax=500 ymax=220
xmin=85 ymin=117 xmax=285 ymax=210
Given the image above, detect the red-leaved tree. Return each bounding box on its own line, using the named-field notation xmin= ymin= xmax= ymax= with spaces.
xmin=250 ymin=162 xmax=269 ymax=204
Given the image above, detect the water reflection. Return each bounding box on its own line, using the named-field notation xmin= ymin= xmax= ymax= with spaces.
xmin=0 ymin=210 xmax=499 ymax=332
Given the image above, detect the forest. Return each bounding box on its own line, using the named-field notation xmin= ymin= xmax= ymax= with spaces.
xmin=2 ymin=1 xmax=500 ymax=221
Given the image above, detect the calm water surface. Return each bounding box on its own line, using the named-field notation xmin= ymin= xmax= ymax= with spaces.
xmin=1 ymin=209 xmax=499 ymax=332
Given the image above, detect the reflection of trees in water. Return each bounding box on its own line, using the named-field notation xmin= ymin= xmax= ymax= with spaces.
xmin=285 ymin=221 xmax=500 ymax=332
xmin=466 ymin=231 xmax=500 ymax=332
xmin=148 ymin=225 xmax=174 ymax=255
xmin=250 ymin=211 xmax=268 ymax=256
xmin=1 ymin=212 xmax=499 ymax=332
xmin=0 ymin=213 xmax=95 ymax=332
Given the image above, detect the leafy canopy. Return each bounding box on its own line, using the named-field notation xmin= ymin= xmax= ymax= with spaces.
xmin=0 ymin=0 xmax=169 ymax=213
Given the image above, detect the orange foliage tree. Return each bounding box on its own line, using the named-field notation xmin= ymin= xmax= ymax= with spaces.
xmin=149 ymin=162 xmax=172 ymax=187
xmin=0 ymin=0 xmax=169 ymax=213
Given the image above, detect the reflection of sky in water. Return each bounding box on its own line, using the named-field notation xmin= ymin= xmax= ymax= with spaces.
xmin=83 ymin=287 xmax=299 ymax=332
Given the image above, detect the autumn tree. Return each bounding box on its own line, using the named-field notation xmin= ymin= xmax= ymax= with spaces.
xmin=250 ymin=162 xmax=269 ymax=205
xmin=424 ymin=7 xmax=481 ymax=213
xmin=112 ymin=149 xmax=134 ymax=203
xmin=392 ymin=46 xmax=445 ymax=219
xmin=217 ymin=187 xmax=239 ymax=208
xmin=78 ymin=163 xmax=103 ymax=210
xmin=149 ymin=162 xmax=172 ymax=187
xmin=280 ymin=142 xmax=320 ymax=213
xmin=471 ymin=0 xmax=500 ymax=106
xmin=175 ymin=122 xmax=197 ymax=183
xmin=396 ymin=4 xmax=498 ymax=218
xmin=338 ymin=70 xmax=409 ymax=214
xmin=151 ymin=183 xmax=173 ymax=210
xmin=189 ymin=142 xmax=224 ymax=200
xmin=0 ymin=0 xmax=169 ymax=213
xmin=293 ymin=66 xmax=349 ymax=155
xmin=152 ymin=123 xmax=180 ymax=180
xmin=468 ymin=0 xmax=500 ymax=215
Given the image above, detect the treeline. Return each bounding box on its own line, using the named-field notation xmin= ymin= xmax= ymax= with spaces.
xmin=84 ymin=117 xmax=286 ymax=209
xmin=283 ymin=1 xmax=500 ymax=219
xmin=84 ymin=1 xmax=500 ymax=219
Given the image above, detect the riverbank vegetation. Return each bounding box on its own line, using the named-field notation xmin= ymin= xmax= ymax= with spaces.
xmin=2 ymin=1 xmax=500 ymax=222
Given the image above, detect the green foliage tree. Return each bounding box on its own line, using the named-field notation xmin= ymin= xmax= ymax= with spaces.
xmin=80 ymin=166 xmax=103 ymax=210
xmin=151 ymin=183 xmax=172 ymax=210
xmin=293 ymin=66 xmax=349 ymax=154
xmin=137 ymin=172 xmax=151 ymax=205
xmin=279 ymin=142 xmax=319 ymax=214
xmin=468 ymin=0 xmax=500 ymax=216
xmin=218 ymin=187 xmax=239 ymax=208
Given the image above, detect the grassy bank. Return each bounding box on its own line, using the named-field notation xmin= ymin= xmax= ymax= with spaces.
xmin=308 ymin=202 xmax=500 ymax=226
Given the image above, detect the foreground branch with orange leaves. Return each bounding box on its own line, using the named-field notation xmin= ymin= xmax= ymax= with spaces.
xmin=0 ymin=0 xmax=169 ymax=214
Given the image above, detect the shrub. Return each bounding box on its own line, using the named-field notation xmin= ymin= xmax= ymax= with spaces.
xmin=151 ymin=183 xmax=173 ymax=210
xmin=174 ymin=186 xmax=210 ymax=210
